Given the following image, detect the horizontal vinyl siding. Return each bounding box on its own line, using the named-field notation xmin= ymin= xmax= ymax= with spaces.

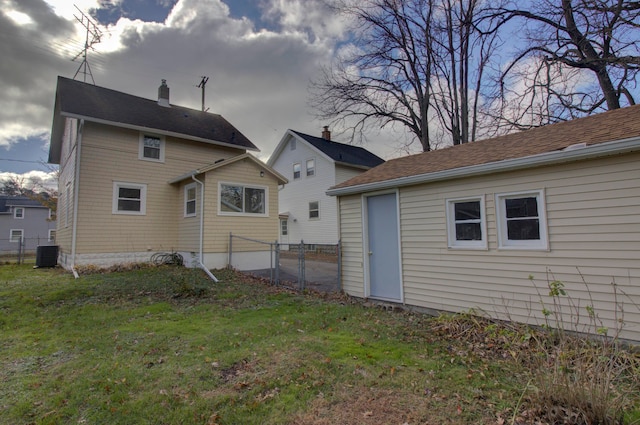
xmin=202 ymin=158 xmax=279 ymax=255
xmin=177 ymin=180 xmax=201 ymax=253
xmin=271 ymin=137 xmax=340 ymax=244
xmin=397 ymin=152 xmax=640 ymax=341
xmin=55 ymin=118 xmax=78 ymax=257
xmin=75 ymin=123 xmax=244 ymax=255
xmin=338 ymin=195 xmax=365 ymax=297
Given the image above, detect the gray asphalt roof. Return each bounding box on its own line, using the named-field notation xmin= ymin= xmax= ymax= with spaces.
xmin=291 ymin=130 xmax=385 ymax=169
xmin=49 ymin=76 xmax=257 ymax=164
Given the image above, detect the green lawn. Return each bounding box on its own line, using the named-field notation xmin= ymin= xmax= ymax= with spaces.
xmin=0 ymin=265 xmax=637 ymax=424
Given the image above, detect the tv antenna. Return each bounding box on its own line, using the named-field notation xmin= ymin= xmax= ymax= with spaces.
xmin=197 ymin=76 xmax=209 ymax=111
xmin=72 ymin=5 xmax=102 ymax=84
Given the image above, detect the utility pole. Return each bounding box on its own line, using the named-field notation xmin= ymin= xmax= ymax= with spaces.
xmin=72 ymin=5 xmax=102 ymax=84
xmin=197 ymin=76 xmax=209 ymax=111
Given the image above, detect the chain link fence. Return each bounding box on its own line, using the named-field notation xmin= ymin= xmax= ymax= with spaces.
xmin=229 ymin=233 xmax=341 ymax=292
xmin=0 ymin=237 xmax=55 ymax=264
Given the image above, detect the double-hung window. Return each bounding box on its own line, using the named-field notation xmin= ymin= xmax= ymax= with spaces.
xmin=14 ymin=207 xmax=24 ymax=219
xmin=10 ymin=229 xmax=23 ymax=243
xmin=306 ymin=159 xmax=315 ymax=177
xmin=219 ymin=183 xmax=267 ymax=216
xmin=113 ymin=182 xmax=147 ymax=215
xmin=184 ymin=183 xmax=197 ymax=217
xmin=496 ymin=190 xmax=548 ymax=250
xmin=446 ymin=197 xmax=487 ymax=249
xmin=293 ymin=163 xmax=301 ymax=180
xmin=139 ymin=134 xmax=164 ymax=162
xmin=309 ymin=201 xmax=319 ymax=219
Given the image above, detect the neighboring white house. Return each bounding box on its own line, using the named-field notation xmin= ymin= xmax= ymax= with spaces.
xmin=267 ymin=128 xmax=384 ymax=247
xmin=328 ymin=105 xmax=640 ymax=342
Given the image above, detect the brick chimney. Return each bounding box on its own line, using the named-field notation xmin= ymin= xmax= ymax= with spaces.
xmin=321 ymin=126 xmax=331 ymax=141
xmin=157 ymin=79 xmax=170 ymax=107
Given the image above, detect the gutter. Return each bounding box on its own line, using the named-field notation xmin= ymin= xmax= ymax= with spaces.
xmin=70 ymin=119 xmax=83 ymax=279
xmin=327 ymin=136 xmax=640 ymax=197
xmin=191 ymin=175 xmax=219 ymax=282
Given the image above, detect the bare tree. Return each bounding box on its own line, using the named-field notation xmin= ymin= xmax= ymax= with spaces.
xmin=311 ymin=0 xmax=436 ymax=151
xmin=429 ymin=0 xmax=502 ymax=144
xmin=1 ymin=175 xmax=58 ymax=220
xmin=311 ymin=0 xmax=503 ymax=151
xmin=488 ymin=0 xmax=640 ymax=126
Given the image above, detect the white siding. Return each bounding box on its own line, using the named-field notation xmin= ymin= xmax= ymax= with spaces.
xmin=339 ymin=152 xmax=640 ymax=341
xmin=271 ymin=135 xmax=340 ymax=245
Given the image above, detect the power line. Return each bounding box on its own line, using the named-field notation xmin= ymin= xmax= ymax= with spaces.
xmin=0 ymin=158 xmax=48 ymax=164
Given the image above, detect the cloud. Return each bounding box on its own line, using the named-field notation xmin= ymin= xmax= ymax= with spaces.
xmin=0 ymin=0 xmax=365 ymax=169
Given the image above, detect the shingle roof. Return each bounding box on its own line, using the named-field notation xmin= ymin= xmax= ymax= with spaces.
xmin=49 ymin=76 xmax=257 ymax=164
xmin=332 ymin=104 xmax=640 ymax=191
xmin=291 ymin=130 xmax=385 ymax=169
xmin=0 ymin=196 xmax=45 ymax=213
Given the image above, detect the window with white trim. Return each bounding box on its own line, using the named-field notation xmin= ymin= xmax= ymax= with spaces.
xmin=496 ymin=190 xmax=548 ymax=250
xmin=10 ymin=229 xmax=23 ymax=243
xmin=184 ymin=183 xmax=197 ymax=217
xmin=309 ymin=201 xmax=319 ymax=219
xmin=139 ymin=134 xmax=165 ymax=162
xmin=219 ymin=183 xmax=267 ymax=216
xmin=280 ymin=219 xmax=288 ymax=236
xmin=112 ymin=182 xmax=147 ymax=215
xmin=48 ymin=229 xmax=56 ymax=242
xmin=14 ymin=207 xmax=24 ymax=219
xmin=306 ymin=158 xmax=315 ymax=177
xmin=293 ymin=163 xmax=301 ymax=180
xmin=446 ymin=197 xmax=487 ymax=249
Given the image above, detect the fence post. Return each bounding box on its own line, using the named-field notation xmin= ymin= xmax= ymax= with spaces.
xmin=18 ymin=237 xmax=23 ymax=265
xmin=297 ymin=240 xmax=305 ymax=290
xmin=337 ymin=239 xmax=342 ymax=292
xmin=274 ymin=241 xmax=280 ymax=286
xmin=228 ymin=232 xmax=233 ymax=269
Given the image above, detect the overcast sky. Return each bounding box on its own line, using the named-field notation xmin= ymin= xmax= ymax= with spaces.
xmin=0 ymin=0 xmax=409 ymax=188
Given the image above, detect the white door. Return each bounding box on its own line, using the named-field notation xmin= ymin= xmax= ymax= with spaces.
xmin=366 ymin=192 xmax=402 ymax=301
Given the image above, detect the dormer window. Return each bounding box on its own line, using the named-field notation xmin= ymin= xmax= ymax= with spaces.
xmin=139 ymin=134 xmax=165 ymax=162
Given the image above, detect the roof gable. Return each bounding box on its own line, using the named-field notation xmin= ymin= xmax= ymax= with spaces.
xmin=267 ymin=129 xmax=385 ymax=169
xmin=169 ymin=153 xmax=288 ymax=185
xmin=331 ymin=105 xmax=640 ymax=194
xmin=49 ymin=76 xmax=258 ymax=164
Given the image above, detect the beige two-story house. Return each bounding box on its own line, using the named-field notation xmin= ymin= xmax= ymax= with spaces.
xmin=49 ymin=76 xmax=286 ymax=275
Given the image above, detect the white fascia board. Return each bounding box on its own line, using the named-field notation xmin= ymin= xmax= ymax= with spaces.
xmin=326 ymin=136 xmax=640 ymax=197
xmin=60 ymin=112 xmax=260 ymax=152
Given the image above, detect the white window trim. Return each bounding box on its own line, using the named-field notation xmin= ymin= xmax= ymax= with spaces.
xmin=309 ymin=201 xmax=320 ymax=220
xmin=184 ymin=183 xmax=197 ymax=217
xmin=495 ymin=189 xmax=549 ymax=250
xmin=306 ymin=158 xmax=316 ymax=177
xmin=112 ymin=182 xmax=147 ymax=215
xmin=138 ymin=133 xmax=165 ymax=163
xmin=218 ymin=182 xmax=269 ymax=217
xmin=14 ymin=207 xmax=24 ymax=219
xmin=446 ymin=196 xmax=487 ymax=250
xmin=48 ymin=229 xmax=56 ymax=242
xmin=10 ymin=229 xmax=23 ymax=243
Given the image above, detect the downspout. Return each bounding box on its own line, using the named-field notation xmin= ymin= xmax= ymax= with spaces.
xmin=70 ymin=119 xmax=83 ymax=279
xmin=191 ymin=175 xmax=218 ymax=282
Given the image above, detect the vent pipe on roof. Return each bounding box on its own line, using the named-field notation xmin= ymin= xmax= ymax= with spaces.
xmin=322 ymin=126 xmax=331 ymax=141
xmin=158 ymin=79 xmax=170 ymax=107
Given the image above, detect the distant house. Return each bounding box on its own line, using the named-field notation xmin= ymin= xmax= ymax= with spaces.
xmin=267 ymin=128 xmax=384 ymax=247
xmin=328 ymin=105 xmax=640 ymax=342
xmin=48 ymin=76 xmax=286 ymax=274
xmin=0 ymin=196 xmax=56 ymax=253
